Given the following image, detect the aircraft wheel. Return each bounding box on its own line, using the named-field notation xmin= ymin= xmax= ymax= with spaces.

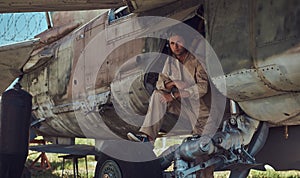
xmin=94 ymin=152 xmax=163 ymax=178
xmin=97 ymin=159 xmax=122 ymax=178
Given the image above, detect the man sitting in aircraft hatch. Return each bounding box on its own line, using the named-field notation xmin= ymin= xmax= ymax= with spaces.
xmin=127 ymin=31 xmax=213 ymax=177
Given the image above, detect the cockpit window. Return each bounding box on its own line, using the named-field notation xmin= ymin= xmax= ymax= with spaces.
xmin=108 ymin=6 xmax=130 ymax=24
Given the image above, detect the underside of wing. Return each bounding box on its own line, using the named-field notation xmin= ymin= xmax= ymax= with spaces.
xmin=0 ymin=39 xmax=39 ymax=93
xmin=0 ymin=0 xmax=125 ymax=13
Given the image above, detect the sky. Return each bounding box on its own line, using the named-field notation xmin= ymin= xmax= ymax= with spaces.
xmin=0 ymin=12 xmax=48 ymax=45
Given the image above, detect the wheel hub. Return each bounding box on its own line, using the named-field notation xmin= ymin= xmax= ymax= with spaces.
xmin=100 ymin=160 xmax=122 ymax=178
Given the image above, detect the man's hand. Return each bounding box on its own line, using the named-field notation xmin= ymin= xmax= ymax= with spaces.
xmin=159 ymin=90 xmax=190 ymax=103
xmin=165 ymin=80 xmax=188 ymax=90
xmin=159 ymin=93 xmax=174 ymax=103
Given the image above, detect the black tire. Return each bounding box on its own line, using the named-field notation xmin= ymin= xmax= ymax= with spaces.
xmin=94 ymin=141 xmax=163 ymax=178
xmin=95 ymin=153 xmax=163 ymax=178
xmin=96 ymin=159 xmax=122 ymax=178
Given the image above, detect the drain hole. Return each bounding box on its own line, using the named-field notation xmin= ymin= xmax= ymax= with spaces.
xmin=284 ymin=113 xmax=290 ymax=116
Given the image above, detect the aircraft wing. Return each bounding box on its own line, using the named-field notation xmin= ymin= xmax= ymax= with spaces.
xmin=0 ymin=39 xmax=39 ymax=93
xmin=29 ymin=144 xmax=97 ymax=156
xmin=0 ymin=0 xmax=178 ymax=13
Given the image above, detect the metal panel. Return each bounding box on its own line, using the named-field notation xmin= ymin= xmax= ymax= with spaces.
xmin=51 ymin=10 xmax=107 ymax=27
xmin=129 ymin=0 xmax=177 ymax=12
xmin=258 ymin=64 xmax=299 ymax=92
xmin=256 ymin=44 xmax=300 ymax=92
xmin=105 ymin=14 xmax=142 ymax=43
xmin=57 ymin=40 xmax=73 ymax=97
xmin=205 ymin=0 xmax=252 ymax=74
xmin=255 ymin=0 xmax=300 ymax=60
xmin=239 ymin=93 xmax=300 ymax=125
xmin=212 ymin=68 xmax=284 ymax=101
xmin=48 ymin=50 xmax=59 ymax=97
xmin=208 ymin=0 xmax=300 ymax=104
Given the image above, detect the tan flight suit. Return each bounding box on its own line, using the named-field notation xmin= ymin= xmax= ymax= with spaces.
xmin=140 ymin=52 xmax=210 ymax=138
xmin=140 ymin=52 xmax=214 ymax=177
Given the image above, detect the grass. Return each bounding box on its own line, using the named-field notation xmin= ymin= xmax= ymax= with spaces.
xmin=249 ymin=170 xmax=300 ymax=178
xmin=27 ymin=138 xmax=97 ymax=178
xmin=214 ymin=170 xmax=300 ymax=178
xmin=27 ymin=153 xmax=97 ymax=178
xmin=26 ymin=137 xmax=300 ymax=178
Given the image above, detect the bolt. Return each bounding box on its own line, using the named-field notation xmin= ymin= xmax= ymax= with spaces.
xmin=238 ymin=149 xmax=242 ymax=154
xmin=230 ymin=118 xmax=237 ymax=125
xmin=217 ymin=137 xmax=223 ymax=144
